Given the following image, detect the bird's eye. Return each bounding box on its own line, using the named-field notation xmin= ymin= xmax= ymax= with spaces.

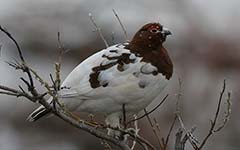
xmin=150 ymin=29 xmax=158 ymax=33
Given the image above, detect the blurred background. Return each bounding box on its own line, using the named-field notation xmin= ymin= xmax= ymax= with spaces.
xmin=0 ymin=0 xmax=239 ymax=149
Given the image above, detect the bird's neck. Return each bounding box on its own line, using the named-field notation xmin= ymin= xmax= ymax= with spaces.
xmin=125 ymin=42 xmax=173 ymax=80
xmin=125 ymin=40 xmax=163 ymax=55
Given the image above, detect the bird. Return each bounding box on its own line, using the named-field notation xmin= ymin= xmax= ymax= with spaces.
xmin=27 ymin=22 xmax=173 ymax=136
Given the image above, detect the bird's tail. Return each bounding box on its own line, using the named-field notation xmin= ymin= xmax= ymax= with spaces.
xmin=27 ymin=97 xmax=53 ymax=122
xmin=26 ymin=106 xmax=51 ymax=122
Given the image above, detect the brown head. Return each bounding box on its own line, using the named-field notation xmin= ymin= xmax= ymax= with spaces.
xmin=126 ymin=23 xmax=172 ymax=52
xmin=125 ymin=23 xmax=173 ymax=80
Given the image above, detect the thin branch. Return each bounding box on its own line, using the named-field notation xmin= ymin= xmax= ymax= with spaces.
xmin=0 ymin=85 xmax=33 ymax=101
xmin=176 ymin=111 xmax=199 ymax=149
xmin=122 ymin=104 xmax=127 ymax=129
xmin=55 ymin=31 xmax=66 ymax=91
xmin=198 ymin=80 xmax=230 ymax=150
xmin=175 ymin=128 xmax=183 ymax=150
xmin=153 ymin=118 xmax=161 ymax=136
xmin=89 ymin=13 xmax=109 ymax=47
xmin=175 ymin=78 xmax=199 ymax=149
xmin=20 ymin=77 xmax=31 ymax=89
xmin=183 ymin=126 xmax=198 ymax=145
xmin=0 ymin=91 xmax=24 ymax=97
xmin=50 ymin=74 xmax=57 ymax=91
xmin=174 ymin=128 xmax=188 ymax=150
xmin=128 ymin=94 xmax=168 ymax=124
xmin=112 ymin=9 xmax=128 ymax=41
xmin=0 ymin=26 xmax=34 ymax=88
xmin=214 ymin=91 xmax=232 ymax=132
xmin=144 ymin=109 xmax=164 ymax=150
xmin=131 ymin=133 xmax=156 ymax=150
xmin=130 ymin=115 xmax=139 ymax=150
xmin=111 ymin=32 xmax=115 ymax=45
xmin=0 ymin=44 xmax=2 ymax=57
xmin=163 ymin=116 xmax=177 ymax=149
xmin=0 ymin=26 xmax=25 ymax=62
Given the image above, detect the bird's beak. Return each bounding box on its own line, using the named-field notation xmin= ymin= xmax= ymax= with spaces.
xmin=161 ymin=27 xmax=172 ymax=36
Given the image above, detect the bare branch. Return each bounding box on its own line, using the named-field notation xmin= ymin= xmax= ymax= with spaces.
xmin=128 ymin=94 xmax=168 ymax=124
xmin=112 ymin=9 xmax=128 ymax=41
xmin=175 ymin=78 xmax=199 ymax=149
xmin=0 ymin=26 xmax=25 ymax=62
xmin=55 ymin=31 xmax=68 ymax=91
xmin=183 ymin=126 xmax=198 ymax=145
xmin=0 ymin=26 xmax=35 ymax=89
xmin=144 ymin=109 xmax=164 ymax=150
xmin=130 ymin=115 xmax=139 ymax=150
xmin=162 ymin=116 xmax=177 ymax=149
xmin=175 ymin=128 xmax=184 ymax=150
xmin=111 ymin=32 xmax=115 ymax=44
xmin=214 ymin=91 xmax=232 ymax=132
xmin=89 ymin=13 xmax=109 ymax=47
xmin=198 ymin=80 xmax=231 ymax=150
xmin=0 ymin=85 xmax=33 ymax=101
xmin=0 ymin=44 xmax=2 ymax=57
xmin=122 ymin=104 xmax=127 ymax=129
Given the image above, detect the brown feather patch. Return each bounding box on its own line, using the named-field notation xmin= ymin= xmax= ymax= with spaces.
xmin=89 ymin=52 xmax=136 ymax=88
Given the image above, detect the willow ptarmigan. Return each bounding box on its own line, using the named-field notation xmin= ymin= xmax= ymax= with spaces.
xmin=27 ymin=22 xmax=173 ymax=135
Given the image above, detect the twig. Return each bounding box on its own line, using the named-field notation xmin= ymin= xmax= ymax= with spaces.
xmin=0 ymin=26 xmax=34 ymax=89
xmin=89 ymin=13 xmax=109 ymax=47
xmin=0 ymin=26 xmax=25 ymax=62
xmin=0 ymin=85 xmax=33 ymax=101
xmin=130 ymin=115 xmax=139 ymax=150
xmin=111 ymin=32 xmax=115 ymax=44
xmin=112 ymin=9 xmax=128 ymax=41
xmin=175 ymin=78 xmax=199 ymax=149
xmin=198 ymin=80 xmax=230 ymax=150
xmin=162 ymin=116 xmax=177 ymax=149
xmin=144 ymin=109 xmax=164 ymax=150
xmin=153 ymin=118 xmax=161 ymax=135
xmin=175 ymin=128 xmax=183 ymax=150
xmin=55 ymin=31 xmax=66 ymax=91
xmin=214 ymin=91 xmax=232 ymax=132
xmin=183 ymin=126 xmax=198 ymax=144
xmin=0 ymin=44 xmax=2 ymax=57
xmin=176 ymin=115 xmax=199 ymax=149
xmin=175 ymin=128 xmax=186 ymax=150
xmin=122 ymin=104 xmax=127 ymax=129
xmin=127 ymin=94 xmax=168 ymax=124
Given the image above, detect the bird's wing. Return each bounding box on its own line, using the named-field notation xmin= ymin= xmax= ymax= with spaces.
xmin=58 ymin=44 xmax=146 ymax=100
